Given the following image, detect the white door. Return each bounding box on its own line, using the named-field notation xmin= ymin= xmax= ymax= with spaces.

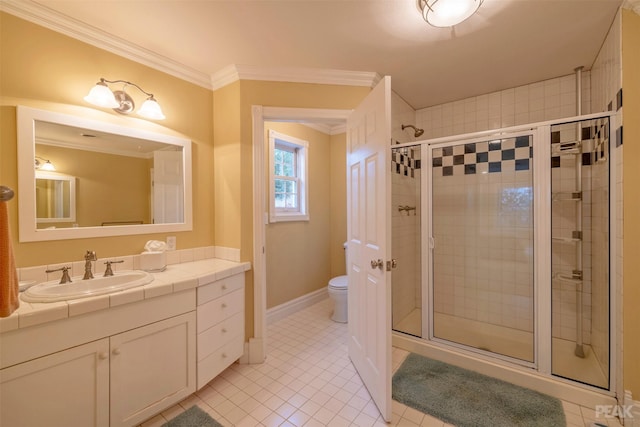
xmin=346 ymin=76 xmax=392 ymax=421
xmin=153 ymin=150 xmax=184 ymax=223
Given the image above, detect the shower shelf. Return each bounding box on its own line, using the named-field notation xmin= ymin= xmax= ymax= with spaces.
xmin=552 ymin=191 xmax=582 ymax=201
xmin=553 ymin=273 xmax=583 ymax=284
xmin=551 ymin=142 xmax=582 ymax=156
xmin=552 ymin=236 xmax=581 ymax=243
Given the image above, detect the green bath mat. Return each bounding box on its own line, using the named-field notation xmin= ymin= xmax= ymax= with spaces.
xmin=392 ymin=353 xmax=566 ymax=427
xmin=162 ymin=405 xmax=223 ymax=427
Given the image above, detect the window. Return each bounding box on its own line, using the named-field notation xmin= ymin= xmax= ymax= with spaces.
xmin=269 ymin=130 xmax=309 ymax=222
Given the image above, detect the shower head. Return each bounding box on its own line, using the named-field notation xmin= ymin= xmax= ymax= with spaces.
xmin=402 ymin=124 xmax=424 ymax=138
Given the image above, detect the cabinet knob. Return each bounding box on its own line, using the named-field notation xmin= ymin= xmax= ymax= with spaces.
xmin=221 ymin=328 xmax=227 ymax=333
xmin=221 ymin=284 xmax=227 ymax=290
xmin=221 ymin=303 xmax=227 ymax=309
xmin=112 ymin=348 xmax=121 ymax=356
xmin=221 ymin=353 xmax=227 ymax=359
xmin=98 ymin=352 xmax=108 ymax=360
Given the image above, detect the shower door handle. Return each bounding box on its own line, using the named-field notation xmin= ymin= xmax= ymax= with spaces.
xmin=370 ymin=259 xmax=384 ymax=270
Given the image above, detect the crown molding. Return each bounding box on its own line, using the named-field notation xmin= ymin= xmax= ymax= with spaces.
xmin=623 ymin=0 xmax=640 ymax=14
xmin=0 ymin=0 xmax=212 ymax=90
xmin=211 ymin=64 xmax=381 ymax=91
xmin=303 ymin=122 xmax=347 ymax=136
xmin=1 ymin=1 xmax=381 ymax=93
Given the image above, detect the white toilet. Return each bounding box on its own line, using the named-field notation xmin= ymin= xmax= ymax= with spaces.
xmin=328 ymin=242 xmax=348 ymax=323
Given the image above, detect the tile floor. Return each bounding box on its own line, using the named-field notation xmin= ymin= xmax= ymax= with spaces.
xmin=140 ymin=298 xmax=623 ymax=427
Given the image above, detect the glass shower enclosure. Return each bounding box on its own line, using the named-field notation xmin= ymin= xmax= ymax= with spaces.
xmin=391 ymin=114 xmax=612 ymax=391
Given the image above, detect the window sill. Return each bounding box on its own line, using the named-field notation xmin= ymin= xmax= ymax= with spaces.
xmin=269 ymin=212 xmax=310 ymax=223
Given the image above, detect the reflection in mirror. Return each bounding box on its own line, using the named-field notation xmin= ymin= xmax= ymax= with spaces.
xmin=18 ymin=106 xmax=192 ymax=242
xmin=35 ymin=171 xmax=76 ymax=225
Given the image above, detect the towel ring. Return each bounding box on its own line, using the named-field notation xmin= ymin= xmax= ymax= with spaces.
xmin=0 ymin=186 xmax=15 ymax=201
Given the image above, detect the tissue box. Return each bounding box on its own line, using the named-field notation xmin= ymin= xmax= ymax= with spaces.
xmin=139 ymin=251 xmax=166 ymax=272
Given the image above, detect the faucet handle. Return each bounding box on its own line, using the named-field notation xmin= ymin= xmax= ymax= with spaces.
xmin=103 ymin=260 xmax=124 ymax=277
xmin=85 ymin=250 xmax=97 ymax=261
xmin=45 ymin=266 xmax=72 ymax=284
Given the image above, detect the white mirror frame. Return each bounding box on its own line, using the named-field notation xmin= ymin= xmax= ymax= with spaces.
xmin=17 ymin=106 xmax=193 ymax=242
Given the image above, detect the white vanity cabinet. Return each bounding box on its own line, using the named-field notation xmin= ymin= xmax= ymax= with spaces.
xmin=0 ymin=338 xmax=110 ymax=427
xmin=196 ymin=273 xmax=245 ymax=389
xmin=110 ymin=312 xmax=196 ymax=427
xmin=0 ymin=292 xmax=196 ymax=427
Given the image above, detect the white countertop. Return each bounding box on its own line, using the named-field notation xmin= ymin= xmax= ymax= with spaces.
xmin=0 ymin=258 xmax=251 ymax=333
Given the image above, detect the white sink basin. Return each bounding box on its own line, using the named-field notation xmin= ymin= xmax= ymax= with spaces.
xmin=22 ymin=270 xmax=154 ymax=303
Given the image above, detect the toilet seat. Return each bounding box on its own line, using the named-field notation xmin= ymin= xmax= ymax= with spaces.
xmin=328 ymin=275 xmax=348 ymax=290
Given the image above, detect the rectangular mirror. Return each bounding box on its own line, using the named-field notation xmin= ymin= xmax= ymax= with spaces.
xmin=18 ymin=106 xmax=192 ymax=242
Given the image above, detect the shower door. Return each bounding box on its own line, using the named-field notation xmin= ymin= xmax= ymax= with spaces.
xmin=428 ymin=133 xmax=535 ymax=363
xmin=391 ymin=144 xmax=422 ymax=337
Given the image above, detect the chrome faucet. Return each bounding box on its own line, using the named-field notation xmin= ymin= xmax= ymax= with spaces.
xmin=83 ymin=250 xmax=97 ymax=280
xmin=45 ymin=266 xmax=72 ymax=284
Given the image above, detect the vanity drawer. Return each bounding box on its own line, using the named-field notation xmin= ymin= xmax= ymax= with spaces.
xmin=197 ymin=274 xmax=244 ymax=306
xmin=197 ymin=337 xmax=244 ymax=389
xmin=196 ymin=288 xmax=244 ymax=333
xmin=197 ymin=311 xmax=243 ymax=361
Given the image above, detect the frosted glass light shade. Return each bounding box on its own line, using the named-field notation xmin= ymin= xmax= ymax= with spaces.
xmin=422 ymin=0 xmax=482 ymax=27
xmin=137 ymin=98 xmax=165 ymax=120
xmin=84 ymin=82 xmax=119 ymax=108
xmin=40 ymin=160 xmax=56 ymax=171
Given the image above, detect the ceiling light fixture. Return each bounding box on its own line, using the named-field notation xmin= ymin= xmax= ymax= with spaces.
xmin=84 ymin=78 xmax=166 ymax=120
xmin=35 ymin=156 xmax=56 ymax=171
xmin=419 ymin=0 xmax=483 ymax=27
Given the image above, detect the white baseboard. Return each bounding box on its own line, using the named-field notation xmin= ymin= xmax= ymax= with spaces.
xmin=239 ymin=338 xmax=266 ymax=365
xmin=623 ymin=390 xmax=640 ymax=426
xmin=267 ymin=288 xmax=328 ymax=325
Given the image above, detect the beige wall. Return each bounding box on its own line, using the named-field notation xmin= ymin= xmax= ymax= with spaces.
xmin=211 ymin=80 xmax=369 ymax=336
xmin=622 ymin=8 xmax=640 ymax=399
xmin=0 ymin=13 xmax=214 ymax=267
xmin=264 ymin=122 xmax=332 ymax=308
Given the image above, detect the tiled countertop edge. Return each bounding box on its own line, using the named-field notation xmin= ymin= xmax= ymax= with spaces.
xmin=1 ymin=257 xmax=251 ymax=333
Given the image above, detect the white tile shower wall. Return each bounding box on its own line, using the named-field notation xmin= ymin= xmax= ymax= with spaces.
xmin=591 ymin=147 xmax=610 ymax=375
xmin=391 ymin=147 xmax=421 ymax=328
xmin=392 ymin=91 xmax=419 ymax=145
xmin=416 ymin=73 xmax=591 ymax=141
xmin=590 ymin=9 xmax=622 ymax=114
xmin=431 ymin=139 xmax=534 ymax=333
xmin=590 ymin=7 xmax=622 ymax=387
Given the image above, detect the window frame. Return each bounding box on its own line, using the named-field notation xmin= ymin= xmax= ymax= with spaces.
xmin=268 ymin=129 xmax=309 ymax=222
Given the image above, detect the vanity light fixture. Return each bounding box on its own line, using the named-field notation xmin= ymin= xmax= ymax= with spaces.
xmin=35 ymin=156 xmax=56 ymax=171
xmin=84 ymin=78 xmax=166 ymax=120
xmin=419 ymin=0 xmax=483 ymax=27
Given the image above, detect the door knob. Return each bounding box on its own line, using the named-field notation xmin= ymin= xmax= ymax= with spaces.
xmin=370 ymin=259 xmax=383 ymax=270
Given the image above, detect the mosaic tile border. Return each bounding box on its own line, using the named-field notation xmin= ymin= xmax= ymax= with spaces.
xmin=551 ymin=118 xmax=610 ymax=168
xmin=392 ymin=147 xmax=421 ymax=177
xmin=432 ymin=136 xmax=532 ymax=176
xmin=393 ymin=114 xmax=613 ymax=178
